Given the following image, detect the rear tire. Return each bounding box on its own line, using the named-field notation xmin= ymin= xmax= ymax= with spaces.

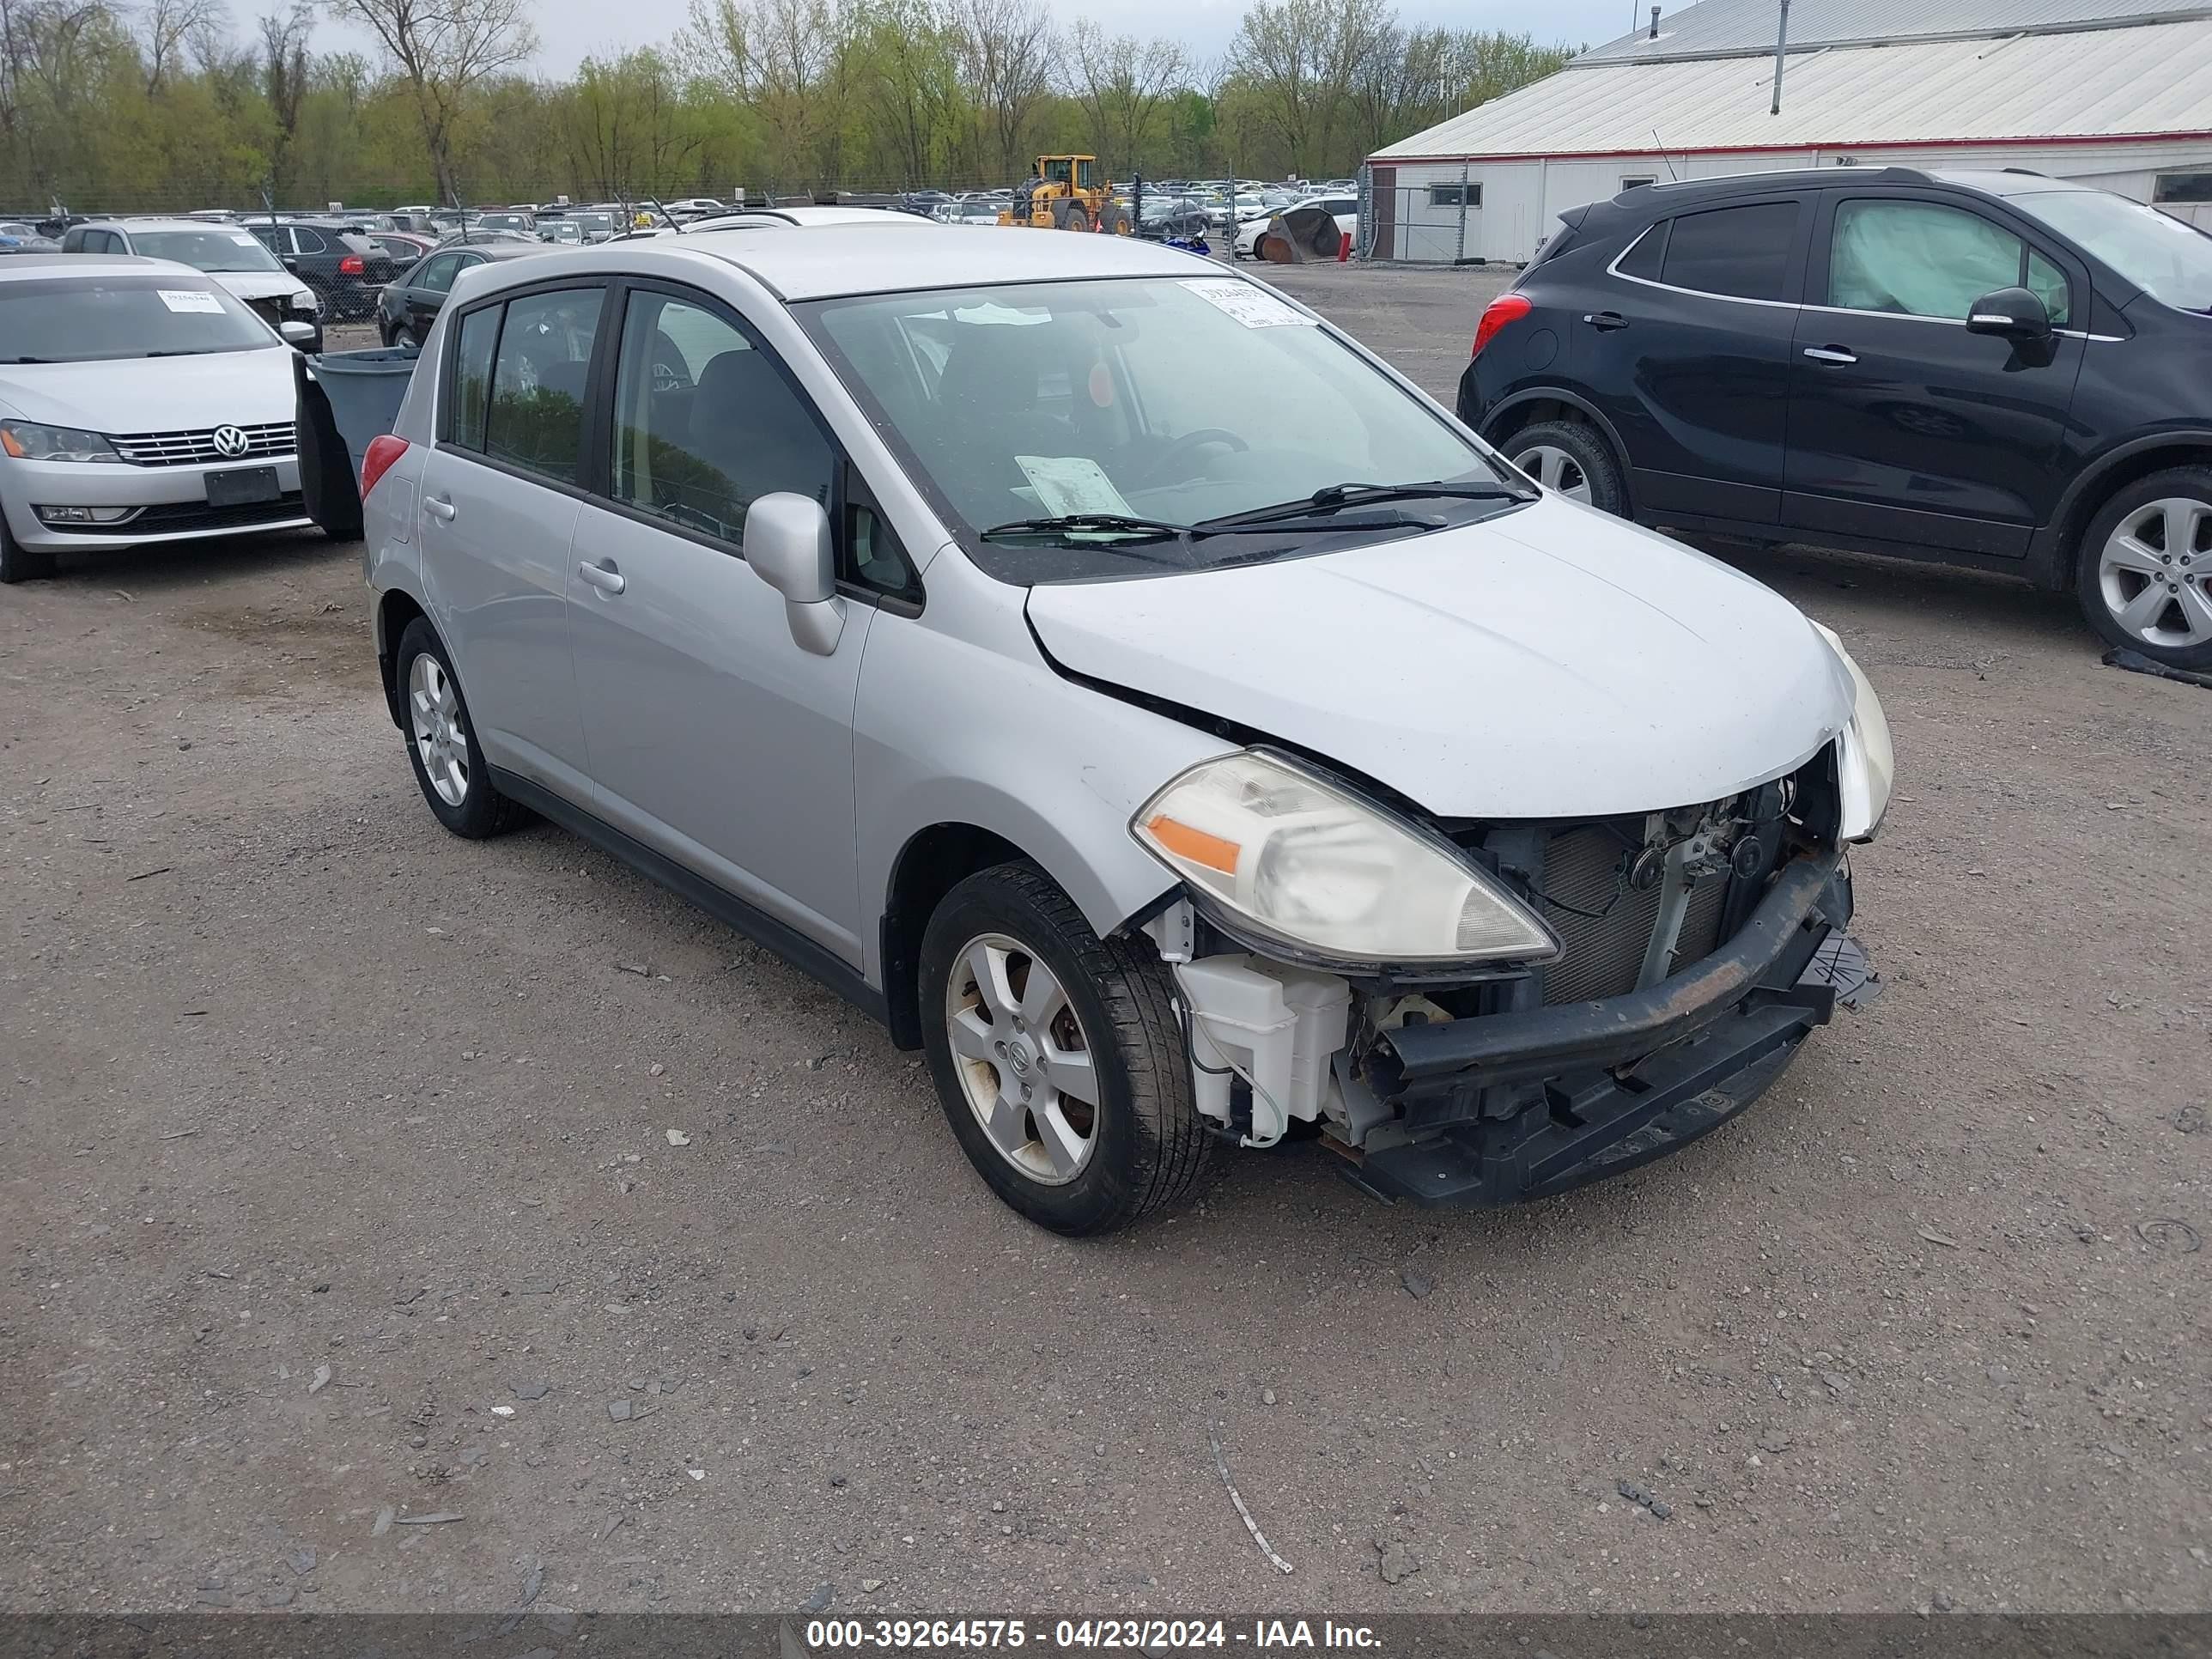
xmin=1506 ymin=417 xmax=1628 ymax=517
xmin=919 ymin=863 xmax=1212 ymax=1235
xmin=395 ymin=618 xmax=528 ymax=839
xmin=0 ymin=516 xmax=53 ymax=583
xmin=2074 ymin=466 xmax=2212 ymax=672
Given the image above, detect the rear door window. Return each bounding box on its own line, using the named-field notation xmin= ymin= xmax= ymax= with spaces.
xmin=483 ymin=288 xmax=603 ymax=485
xmin=449 ymin=305 xmax=501 ymax=450
xmin=1659 ymin=202 xmax=1802 ymax=301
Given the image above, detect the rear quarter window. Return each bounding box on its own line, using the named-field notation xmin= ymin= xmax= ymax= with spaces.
xmin=1658 ymin=202 xmax=1801 ymax=301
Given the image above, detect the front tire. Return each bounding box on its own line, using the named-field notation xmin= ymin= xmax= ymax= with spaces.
xmin=1507 ymin=417 xmax=1628 ymax=516
xmin=919 ymin=863 xmax=1212 ymax=1235
xmin=395 ymin=618 xmax=527 ymax=838
xmin=2075 ymin=467 xmax=2212 ymax=671
xmin=0 ymin=515 xmax=54 ymax=583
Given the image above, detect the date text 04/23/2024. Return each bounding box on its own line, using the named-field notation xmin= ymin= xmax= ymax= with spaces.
xmin=799 ymin=1620 xmax=1383 ymax=1650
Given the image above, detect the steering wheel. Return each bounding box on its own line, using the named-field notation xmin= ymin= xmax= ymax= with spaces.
xmin=1137 ymin=427 xmax=1249 ymax=485
xmin=651 ymin=356 xmax=688 ymax=393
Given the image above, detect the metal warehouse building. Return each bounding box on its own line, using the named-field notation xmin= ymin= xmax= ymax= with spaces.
xmin=1363 ymin=0 xmax=2212 ymax=263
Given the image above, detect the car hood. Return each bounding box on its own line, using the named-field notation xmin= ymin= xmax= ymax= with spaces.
xmin=1024 ymin=495 xmax=1856 ymax=819
xmin=0 ymin=349 xmax=295 ymax=433
xmin=206 ymin=270 xmax=305 ymax=303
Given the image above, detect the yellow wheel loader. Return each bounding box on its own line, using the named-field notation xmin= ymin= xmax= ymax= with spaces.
xmin=999 ymin=155 xmax=1133 ymax=234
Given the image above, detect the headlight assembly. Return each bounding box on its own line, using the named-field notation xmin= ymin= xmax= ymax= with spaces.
xmin=289 ymin=289 xmax=318 ymax=313
xmin=1812 ymin=622 xmax=1894 ymax=842
xmin=0 ymin=422 xmax=118 ymax=463
xmin=1133 ymin=750 xmax=1559 ymax=970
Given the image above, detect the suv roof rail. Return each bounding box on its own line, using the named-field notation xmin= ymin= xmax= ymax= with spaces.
xmin=1642 ymin=163 xmax=1934 ymax=195
xmin=2001 ymin=167 xmax=2047 ymax=176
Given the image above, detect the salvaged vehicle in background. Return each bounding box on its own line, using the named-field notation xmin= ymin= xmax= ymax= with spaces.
xmin=360 ymin=226 xmax=1888 ymax=1233
xmin=0 ymin=254 xmax=314 ymax=582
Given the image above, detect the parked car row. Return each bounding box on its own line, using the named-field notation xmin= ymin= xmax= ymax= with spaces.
xmin=1462 ymin=166 xmax=2212 ymax=671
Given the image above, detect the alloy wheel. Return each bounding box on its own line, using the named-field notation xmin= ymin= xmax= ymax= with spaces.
xmin=943 ymin=933 xmax=1100 ymax=1185
xmin=408 ymin=653 xmax=471 ymax=807
xmin=2098 ymin=496 xmax=2212 ymax=650
xmin=1514 ymin=443 xmax=1590 ymax=503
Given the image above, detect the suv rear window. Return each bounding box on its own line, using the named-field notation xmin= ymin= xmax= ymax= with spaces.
xmin=1658 ymin=202 xmax=1800 ymax=301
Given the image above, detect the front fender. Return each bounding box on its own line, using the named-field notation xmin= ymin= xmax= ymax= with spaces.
xmin=853 ymin=571 xmax=1235 ymax=981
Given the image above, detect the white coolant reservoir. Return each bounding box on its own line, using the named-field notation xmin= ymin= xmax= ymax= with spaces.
xmin=1175 ymin=955 xmax=1352 ymax=1146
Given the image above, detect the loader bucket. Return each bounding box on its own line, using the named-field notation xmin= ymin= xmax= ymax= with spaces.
xmin=1255 ymin=204 xmax=1342 ymax=264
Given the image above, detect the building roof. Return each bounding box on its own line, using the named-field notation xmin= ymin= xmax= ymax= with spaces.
xmin=1370 ymin=15 xmax=2212 ymax=160
xmin=1579 ymin=0 xmax=2210 ymax=62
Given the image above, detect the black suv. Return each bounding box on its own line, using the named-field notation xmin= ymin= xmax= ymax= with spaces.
xmin=1460 ymin=168 xmax=2212 ymax=670
xmin=244 ymin=220 xmax=401 ymax=322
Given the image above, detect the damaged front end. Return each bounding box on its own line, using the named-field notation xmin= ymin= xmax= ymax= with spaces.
xmin=1142 ymin=747 xmax=1880 ymax=1206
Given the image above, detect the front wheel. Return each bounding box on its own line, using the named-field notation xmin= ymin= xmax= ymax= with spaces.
xmin=0 ymin=515 xmax=54 ymax=583
xmin=1507 ymin=417 xmax=1628 ymax=517
xmin=2075 ymin=467 xmax=2212 ymax=671
xmin=918 ymin=864 xmax=1212 ymax=1235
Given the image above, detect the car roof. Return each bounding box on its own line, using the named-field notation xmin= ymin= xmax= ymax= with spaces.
xmin=0 ymin=252 xmax=202 ymax=282
xmin=692 ymin=205 xmax=925 ymax=228
xmin=84 ymin=217 xmax=255 ymax=233
xmin=459 ymin=222 xmax=1223 ymax=304
xmin=687 ymin=222 xmax=1212 ymax=299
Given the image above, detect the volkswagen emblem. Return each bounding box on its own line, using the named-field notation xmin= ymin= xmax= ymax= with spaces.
xmin=210 ymin=424 xmax=250 ymax=459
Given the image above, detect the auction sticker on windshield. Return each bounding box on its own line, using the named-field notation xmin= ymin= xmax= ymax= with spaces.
xmin=1016 ymin=455 xmax=1136 ymax=519
xmin=1177 ymin=279 xmax=1314 ymax=329
xmin=157 ymin=289 xmax=224 ymax=313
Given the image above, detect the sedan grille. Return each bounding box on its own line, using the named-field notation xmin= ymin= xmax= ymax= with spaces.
xmin=110 ymin=423 xmax=295 ymax=466
xmin=1535 ymin=825 xmax=1729 ymax=1006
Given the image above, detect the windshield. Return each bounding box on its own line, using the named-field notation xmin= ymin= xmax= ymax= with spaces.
xmin=2014 ymin=189 xmax=2212 ymax=313
xmin=131 ymin=228 xmax=286 ymax=273
xmin=804 ymin=275 xmax=1519 ymax=582
xmin=0 ymin=275 xmax=275 ymax=361
xmin=479 ymin=214 xmax=529 ymax=230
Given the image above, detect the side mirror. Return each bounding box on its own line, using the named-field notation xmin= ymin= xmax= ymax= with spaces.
xmin=1966 ymin=286 xmax=2051 ymax=341
xmin=278 ymin=319 xmax=318 ymax=347
xmin=744 ymin=491 xmax=845 ymax=655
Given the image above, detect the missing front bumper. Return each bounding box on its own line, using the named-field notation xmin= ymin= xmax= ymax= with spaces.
xmin=1341 ymin=851 xmax=1875 ymax=1206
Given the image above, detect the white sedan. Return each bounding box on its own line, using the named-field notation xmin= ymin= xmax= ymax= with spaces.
xmin=0 ymin=254 xmax=312 ymax=581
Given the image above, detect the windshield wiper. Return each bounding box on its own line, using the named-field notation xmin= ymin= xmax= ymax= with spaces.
xmin=981 ymin=513 xmax=1191 ymax=544
xmin=1199 ymin=478 xmax=1529 ymax=532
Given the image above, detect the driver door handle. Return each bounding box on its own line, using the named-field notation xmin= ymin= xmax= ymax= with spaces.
xmin=577 ymin=558 xmax=625 ymax=595
xmin=1802 ymin=345 xmax=1858 ymax=365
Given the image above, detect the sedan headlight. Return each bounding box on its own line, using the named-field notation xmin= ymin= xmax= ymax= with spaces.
xmin=289 ymin=289 xmax=318 ymax=313
xmin=1812 ymin=623 xmax=1893 ymax=842
xmin=0 ymin=422 xmax=118 ymax=463
xmin=1133 ymin=750 xmax=1559 ymax=969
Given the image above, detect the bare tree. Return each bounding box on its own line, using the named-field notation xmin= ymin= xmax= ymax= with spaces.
xmin=951 ymin=0 xmax=1047 ymax=184
xmin=325 ymin=0 xmax=535 ymax=204
xmin=1065 ymin=20 xmax=1183 ymax=179
xmin=137 ymin=0 xmax=224 ymax=88
xmin=258 ymin=1 xmax=310 ymax=190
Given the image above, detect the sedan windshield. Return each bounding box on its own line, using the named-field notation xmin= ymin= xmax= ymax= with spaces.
xmin=2014 ymin=190 xmax=2212 ymax=313
xmin=804 ymin=276 xmax=1520 ymax=580
xmin=130 ymin=228 xmax=286 ymax=273
xmin=0 ymin=276 xmax=275 ymax=361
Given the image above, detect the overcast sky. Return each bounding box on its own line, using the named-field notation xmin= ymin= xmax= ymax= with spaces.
xmin=326 ymin=0 xmax=1644 ymax=77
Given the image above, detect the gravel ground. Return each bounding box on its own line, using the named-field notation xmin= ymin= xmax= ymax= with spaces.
xmin=3 ymin=261 xmax=2208 ymax=1620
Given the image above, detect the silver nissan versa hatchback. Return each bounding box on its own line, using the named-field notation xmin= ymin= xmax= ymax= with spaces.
xmin=362 ymin=225 xmax=1891 ymax=1235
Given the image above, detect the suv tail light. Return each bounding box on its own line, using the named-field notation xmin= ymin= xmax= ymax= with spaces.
xmin=1472 ymin=293 xmax=1533 ymax=357
xmin=338 ymin=254 xmax=365 ymax=276
xmin=361 ymin=434 xmax=409 ymax=497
